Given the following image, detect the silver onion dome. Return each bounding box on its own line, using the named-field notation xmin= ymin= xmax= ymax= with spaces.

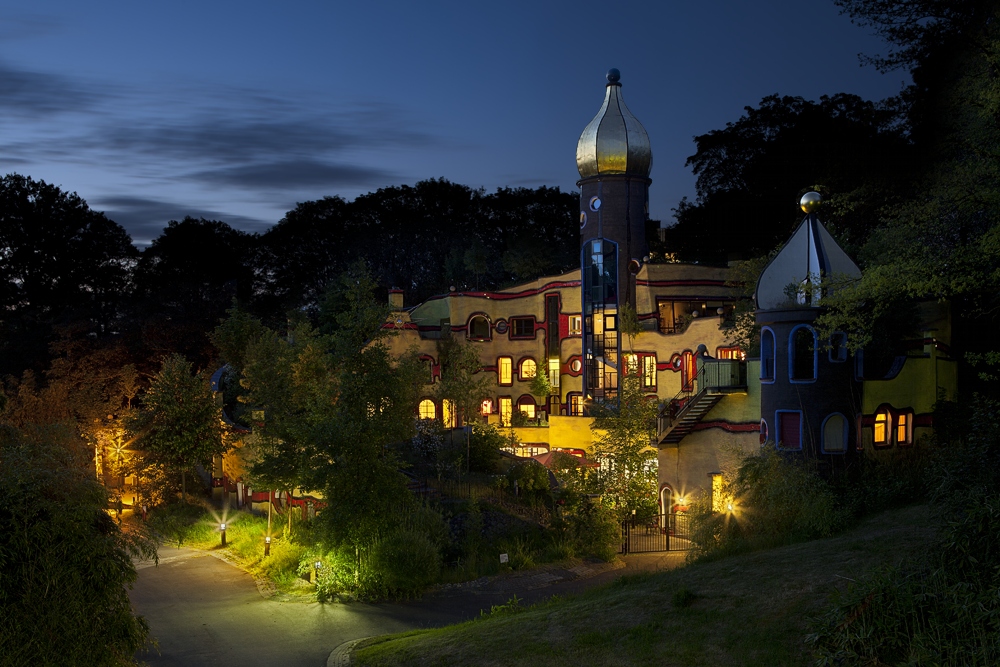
xmin=576 ymin=69 xmax=652 ymax=179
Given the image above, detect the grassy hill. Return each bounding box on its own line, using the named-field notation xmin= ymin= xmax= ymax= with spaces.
xmin=354 ymin=504 xmax=929 ymax=666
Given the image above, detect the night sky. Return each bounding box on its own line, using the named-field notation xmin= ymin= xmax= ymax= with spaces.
xmin=0 ymin=1 xmax=908 ymax=245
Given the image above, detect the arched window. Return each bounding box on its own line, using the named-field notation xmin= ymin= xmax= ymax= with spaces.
xmin=829 ymin=332 xmax=848 ymax=362
xmin=822 ymin=413 xmax=847 ymax=453
xmin=759 ymin=419 xmax=768 ymax=445
xmin=790 ymin=325 xmax=817 ymax=381
xmin=519 ymin=358 xmax=537 ymax=381
xmin=418 ymin=399 xmax=436 ymax=420
xmin=468 ymin=315 xmax=491 ymax=341
xmin=517 ymin=395 xmax=536 ymax=419
xmin=874 ymin=408 xmax=891 ymax=446
xmin=761 ymin=328 xmax=775 ymax=381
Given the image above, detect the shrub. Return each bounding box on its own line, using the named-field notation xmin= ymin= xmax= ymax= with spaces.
xmin=690 ymin=449 xmax=849 ymax=561
xmin=504 ymin=460 xmax=552 ymax=506
xmin=555 ymin=499 xmax=620 ymax=562
xmin=370 ymin=529 xmax=441 ymax=597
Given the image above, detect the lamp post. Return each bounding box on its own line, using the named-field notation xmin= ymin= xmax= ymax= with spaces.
xmin=264 ymin=535 xmax=271 ymax=557
xmin=220 ymin=523 xmax=227 ymax=547
xmin=311 ymin=560 xmax=323 ymax=584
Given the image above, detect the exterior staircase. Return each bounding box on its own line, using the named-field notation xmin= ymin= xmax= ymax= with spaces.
xmin=656 ymin=391 xmax=724 ymax=446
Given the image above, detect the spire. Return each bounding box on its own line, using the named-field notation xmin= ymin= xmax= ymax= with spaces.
xmin=576 ymin=69 xmax=652 ymax=179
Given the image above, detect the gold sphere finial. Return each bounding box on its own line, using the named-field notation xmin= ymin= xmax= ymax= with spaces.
xmin=800 ymin=191 xmax=822 ymax=214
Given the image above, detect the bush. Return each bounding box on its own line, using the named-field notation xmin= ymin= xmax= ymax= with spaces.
xmin=690 ymin=449 xmax=849 ymax=561
xmin=504 ymin=460 xmax=552 ymax=506
xmin=370 ymin=529 xmax=441 ymax=597
xmin=553 ymin=499 xmax=621 ymax=562
xmin=467 ymin=422 xmax=504 ymax=473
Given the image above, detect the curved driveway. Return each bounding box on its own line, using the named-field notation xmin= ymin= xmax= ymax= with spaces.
xmin=130 ymin=547 xmax=475 ymax=667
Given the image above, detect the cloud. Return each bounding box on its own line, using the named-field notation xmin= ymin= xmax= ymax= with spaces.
xmin=190 ymin=159 xmax=398 ymax=189
xmin=0 ymin=61 xmax=97 ymax=115
xmin=94 ymin=194 xmax=273 ymax=246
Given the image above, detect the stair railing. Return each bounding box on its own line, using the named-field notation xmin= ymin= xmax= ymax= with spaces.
xmin=657 ymin=362 xmax=708 ymax=437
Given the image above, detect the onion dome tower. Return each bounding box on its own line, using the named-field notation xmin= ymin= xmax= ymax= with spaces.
xmin=577 ymin=68 xmax=652 ymax=404
xmin=755 ymin=192 xmax=862 ymax=468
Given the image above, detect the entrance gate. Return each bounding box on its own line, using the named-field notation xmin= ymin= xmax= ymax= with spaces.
xmin=619 ymin=512 xmax=691 ymax=554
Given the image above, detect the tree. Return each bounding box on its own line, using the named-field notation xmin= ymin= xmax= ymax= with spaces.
xmin=435 ymin=337 xmax=492 ymax=428
xmin=0 ymin=423 xmax=156 ymax=666
xmin=0 ymin=174 xmax=137 ymax=378
xmin=126 ymin=354 xmax=224 ymax=501
xmin=589 ymin=376 xmax=659 ymax=520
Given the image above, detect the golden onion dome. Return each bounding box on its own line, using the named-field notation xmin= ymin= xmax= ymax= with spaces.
xmin=576 ymin=69 xmax=652 ymax=179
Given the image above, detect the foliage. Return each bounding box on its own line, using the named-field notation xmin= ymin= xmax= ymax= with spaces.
xmin=0 ymin=424 xmax=156 ymax=667
xmin=434 ymin=337 xmax=492 ymax=428
xmin=528 ymin=368 xmax=552 ymax=402
xmin=466 ymin=422 xmax=504 ymax=473
xmin=618 ymin=301 xmax=642 ymax=351
xmin=721 ymin=251 xmax=778 ymax=356
xmin=504 ymin=460 xmax=552 ymax=506
xmin=589 ymin=376 xmax=658 ymax=520
xmin=371 ymin=529 xmax=442 ymax=597
xmin=125 ymin=354 xmax=225 ymax=500
xmin=810 ymin=396 xmax=1000 ymax=665
xmin=689 ymin=449 xmax=848 ymax=561
xmin=552 ymin=498 xmax=621 ymax=562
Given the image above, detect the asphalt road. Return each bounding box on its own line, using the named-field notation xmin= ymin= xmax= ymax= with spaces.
xmin=129 ymin=547 xmax=478 ymax=667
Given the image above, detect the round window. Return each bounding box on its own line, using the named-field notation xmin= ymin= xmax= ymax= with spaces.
xmin=589 ymin=196 xmax=602 ymax=211
xmin=579 ymin=211 xmax=587 ymax=229
xmin=570 ymin=359 xmax=582 ymax=373
xmin=495 ymin=320 xmax=508 ymax=334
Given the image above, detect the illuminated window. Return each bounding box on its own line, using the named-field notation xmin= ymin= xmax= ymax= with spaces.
xmin=499 ymin=397 xmax=512 ymax=426
xmin=511 ymin=317 xmax=534 ymax=338
xmin=711 ymin=473 xmax=724 ymax=513
xmin=468 ymin=315 xmax=491 ymax=341
xmin=716 ymin=346 xmax=744 ymax=360
xmin=498 ymin=357 xmax=512 ymax=385
xmin=442 ymin=399 xmax=456 ymax=428
xmin=418 ymin=399 xmax=436 ymax=420
xmin=569 ymin=394 xmax=584 ymax=416
xmin=605 ymin=314 xmax=617 ymax=330
xmin=874 ymin=409 xmax=890 ymax=445
xmin=519 ymin=358 xmax=537 ymax=380
xmin=642 ymin=355 xmax=657 ymax=388
xmin=623 ymin=353 xmax=638 ymax=375
xmin=481 ymin=398 xmax=493 ymax=416
xmin=548 ymin=357 xmax=560 ymax=388
xmin=822 ymin=413 xmax=847 ymax=453
xmin=896 ymin=412 xmax=912 ymax=445
xmin=568 ymin=315 xmax=582 ymax=335
xmin=517 ymin=395 xmax=536 ymax=419
xmin=761 ymin=328 xmax=775 ymax=381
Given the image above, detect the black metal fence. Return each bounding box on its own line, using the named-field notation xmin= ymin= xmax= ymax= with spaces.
xmin=620 ymin=513 xmax=691 ymax=554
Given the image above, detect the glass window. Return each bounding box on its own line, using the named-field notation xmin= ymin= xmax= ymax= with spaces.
xmin=511 ymin=318 xmax=534 ymax=338
xmin=761 ymin=329 xmax=775 ymax=380
xmin=570 ymin=394 xmax=584 ymax=416
xmin=517 ymin=396 xmax=536 ymax=419
xmin=568 ymin=315 xmax=582 ymax=335
xmin=468 ymin=315 xmax=491 ymax=341
xmin=418 ymin=399 xmax=436 ymax=420
xmin=442 ymin=399 xmax=456 ymax=428
xmin=716 ymin=346 xmax=744 ymax=360
xmin=548 ymin=357 xmax=560 ymax=388
xmin=790 ymin=326 xmax=817 ymax=381
xmin=642 ymin=355 xmax=657 ymax=388
xmin=499 ymin=397 xmax=512 ymax=426
xmin=822 ymin=413 xmax=847 ymax=452
xmin=481 ymin=398 xmax=493 ymax=416
xmin=623 ymin=353 xmax=638 ymax=375
xmin=874 ymin=409 xmax=890 ymax=445
xmin=498 ymin=357 xmax=512 ymax=385
xmin=896 ymin=412 xmax=912 ymax=445
xmin=759 ymin=419 xmax=768 ymax=445
xmin=519 ymin=358 xmax=537 ymax=380
xmin=829 ymin=332 xmax=848 ymax=362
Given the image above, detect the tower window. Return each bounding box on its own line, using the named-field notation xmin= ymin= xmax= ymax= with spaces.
xmin=776 ymin=411 xmax=802 ymax=450
xmin=790 ymin=325 xmax=817 ymax=381
xmin=822 ymin=413 xmax=848 ymax=453
xmin=761 ymin=328 xmax=775 ymax=381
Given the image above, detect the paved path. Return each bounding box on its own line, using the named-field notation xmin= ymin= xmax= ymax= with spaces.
xmin=130 ymin=546 xmax=687 ymax=667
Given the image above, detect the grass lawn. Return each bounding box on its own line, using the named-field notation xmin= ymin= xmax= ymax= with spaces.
xmin=354 ymin=504 xmax=930 ymax=667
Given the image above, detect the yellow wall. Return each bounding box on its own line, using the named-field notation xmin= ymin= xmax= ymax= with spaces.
xmin=658 ymin=429 xmax=757 ymax=503
xmin=863 ymin=351 xmax=957 ymax=415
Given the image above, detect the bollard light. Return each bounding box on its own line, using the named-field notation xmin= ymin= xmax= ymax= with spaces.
xmin=264 ymin=535 xmax=271 ymax=557
xmin=220 ymin=523 xmax=227 ymax=547
xmin=727 ymin=503 xmax=735 ymax=513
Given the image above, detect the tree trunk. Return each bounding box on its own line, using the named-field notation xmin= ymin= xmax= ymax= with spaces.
xmin=181 ymin=469 xmax=187 ymax=502
xmin=287 ymin=489 xmax=292 ymax=535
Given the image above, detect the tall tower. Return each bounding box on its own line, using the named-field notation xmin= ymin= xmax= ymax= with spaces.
xmin=755 ymin=192 xmax=862 ymax=469
xmin=576 ymin=68 xmax=652 ymax=404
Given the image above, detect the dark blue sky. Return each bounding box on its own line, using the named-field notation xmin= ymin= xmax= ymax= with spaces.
xmin=0 ymin=1 xmax=906 ymax=244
